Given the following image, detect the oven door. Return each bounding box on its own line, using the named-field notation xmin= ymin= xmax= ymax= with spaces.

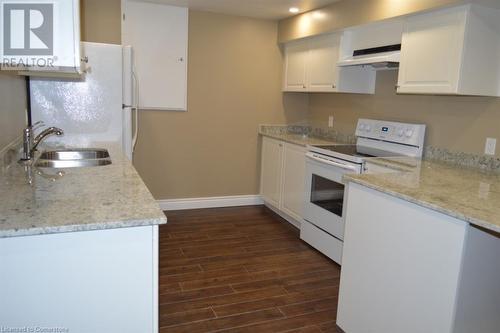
xmin=304 ymin=153 xmax=361 ymax=240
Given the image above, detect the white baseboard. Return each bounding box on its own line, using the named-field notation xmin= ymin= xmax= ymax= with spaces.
xmin=157 ymin=195 xmax=264 ymax=211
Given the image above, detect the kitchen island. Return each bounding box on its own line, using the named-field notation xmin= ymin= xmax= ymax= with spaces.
xmin=337 ymin=157 xmax=500 ymax=333
xmin=0 ymin=144 xmax=166 ymax=333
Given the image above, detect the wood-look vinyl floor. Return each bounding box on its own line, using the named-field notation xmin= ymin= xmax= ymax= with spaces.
xmin=159 ymin=205 xmax=341 ymax=333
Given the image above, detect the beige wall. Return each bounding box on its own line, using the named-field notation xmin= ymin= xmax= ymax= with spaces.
xmin=278 ymin=0 xmax=500 ymax=43
xmin=133 ymin=11 xmax=308 ymax=199
xmin=80 ymin=0 xmax=121 ymax=44
xmin=308 ymin=70 xmax=500 ymax=156
xmin=0 ymin=73 xmax=27 ymax=150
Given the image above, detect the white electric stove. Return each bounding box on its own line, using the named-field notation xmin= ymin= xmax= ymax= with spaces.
xmin=301 ymin=119 xmax=426 ymax=264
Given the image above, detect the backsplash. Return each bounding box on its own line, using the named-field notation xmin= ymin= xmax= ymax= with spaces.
xmin=307 ymin=70 xmax=500 ymax=157
xmin=424 ymin=146 xmax=500 ymax=172
xmin=259 ymin=124 xmax=356 ymax=144
xmin=260 ymin=124 xmax=500 ymax=173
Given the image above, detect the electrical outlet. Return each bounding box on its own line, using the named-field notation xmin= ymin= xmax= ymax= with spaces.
xmin=328 ymin=116 xmax=334 ymax=128
xmin=485 ymin=138 xmax=496 ymax=155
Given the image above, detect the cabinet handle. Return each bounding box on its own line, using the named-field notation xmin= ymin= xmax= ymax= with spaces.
xmin=303 ymin=85 xmax=306 ymax=89
xmin=179 ymin=57 xmax=184 ymax=62
xmin=332 ymin=84 xmax=336 ymax=89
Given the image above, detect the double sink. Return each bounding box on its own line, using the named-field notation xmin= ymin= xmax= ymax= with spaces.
xmin=35 ymin=148 xmax=112 ymax=169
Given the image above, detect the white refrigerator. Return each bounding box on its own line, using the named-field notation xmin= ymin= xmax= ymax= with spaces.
xmin=30 ymin=42 xmax=138 ymax=160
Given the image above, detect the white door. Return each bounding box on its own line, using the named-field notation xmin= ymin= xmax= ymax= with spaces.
xmin=260 ymin=137 xmax=284 ymax=207
xmin=307 ymin=33 xmax=340 ymax=92
xmin=281 ymin=143 xmax=306 ymax=220
xmin=283 ymin=40 xmax=308 ymax=92
xmin=123 ymin=1 xmax=188 ymax=110
xmin=397 ymin=7 xmax=467 ymax=94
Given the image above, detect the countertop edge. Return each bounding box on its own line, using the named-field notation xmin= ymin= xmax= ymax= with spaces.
xmin=345 ymin=176 xmax=500 ymax=234
xmin=259 ymin=132 xmax=309 ymax=147
xmin=258 ymin=132 xmax=341 ymax=147
xmin=0 ymin=216 xmax=168 ymax=239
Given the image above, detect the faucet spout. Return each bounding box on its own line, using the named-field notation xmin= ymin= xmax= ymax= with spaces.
xmin=32 ymin=127 xmax=64 ymax=152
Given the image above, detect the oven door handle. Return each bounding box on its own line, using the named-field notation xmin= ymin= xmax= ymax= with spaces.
xmin=306 ymin=152 xmax=359 ymax=172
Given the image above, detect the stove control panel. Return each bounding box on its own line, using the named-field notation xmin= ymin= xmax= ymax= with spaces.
xmin=355 ymin=119 xmax=426 ymax=147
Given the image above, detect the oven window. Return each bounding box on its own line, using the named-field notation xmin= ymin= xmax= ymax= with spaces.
xmin=310 ymin=174 xmax=344 ymax=217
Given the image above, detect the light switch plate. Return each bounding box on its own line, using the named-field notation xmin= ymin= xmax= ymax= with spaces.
xmin=328 ymin=116 xmax=334 ymax=128
xmin=485 ymin=138 xmax=496 ymax=155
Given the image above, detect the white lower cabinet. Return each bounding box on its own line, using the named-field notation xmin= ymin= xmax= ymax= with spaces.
xmin=338 ymin=182 xmax=500 ymax=333
xmin=0 ymin=226 xmax=159 ymax=333
xmin=260 ymin=136 xmax=284 ymax=207
xmin=260 ymin=136 xmax=306 ymax=225
xmin=281 ymin=143 xmax=306 ymax=220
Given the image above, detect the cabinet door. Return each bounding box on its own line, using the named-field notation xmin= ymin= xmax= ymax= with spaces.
xmin=281 ymin=143 xmax=306 ymax=220
xmin=397 ymin=7 xmax=467 ymax=94
xmin=307 ymin=33 xmax=340 ymax=92
xmin=260 ymin=137 xmax=284 ymax=208
xmin=123 ymin=2 xmax=188 ymax=110
xmin=2 ymin=0 xmax=81 ymax=73
xmin=283 ymin=41 xmax=308 ymax=92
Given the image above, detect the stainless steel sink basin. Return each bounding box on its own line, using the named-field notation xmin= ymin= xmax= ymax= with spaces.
xmin=35 ymin=148 xmax=112 ymax=169
xmin=39 ymin=148 xmax=110 ymax=160
xmin=36 ymin=159 xmax=112 ymax=169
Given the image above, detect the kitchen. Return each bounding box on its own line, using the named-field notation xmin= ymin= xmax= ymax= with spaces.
xmin=0 ymin=0 xmax=499 ymax=332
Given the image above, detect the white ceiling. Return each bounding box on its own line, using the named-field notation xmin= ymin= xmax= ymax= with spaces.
xmin=137 ymin=0 xmax=339 ymax=20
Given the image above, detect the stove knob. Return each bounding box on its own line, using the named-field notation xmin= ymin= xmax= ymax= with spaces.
xmin=359 ymin=124 xmax=366 ymax=131
xmin=397 ymin=129 xmax=404 ymax=137
xmin=365 ymin=125 xmax=371 ymax=132
xmin=405 ymin=129 xmax=414 ymax=138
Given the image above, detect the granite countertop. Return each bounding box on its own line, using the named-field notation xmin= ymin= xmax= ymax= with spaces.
xmin=346 ymin=157 xmax=500 ymax=234
xmin=260 ymin=132 xmax=340 ymax=146
xmin=258 ymin=124 xmax=351 ymax=146
xmin=0 ymin=143 xmax=166 ymax=238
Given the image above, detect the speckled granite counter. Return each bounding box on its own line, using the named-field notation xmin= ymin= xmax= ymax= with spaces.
xmin=346 ymin=157 xmax=500 ymax=234
xmin=0 ymin=143 xmax=166 ymax=238
xmin=258 ymin=124 xmax=354 ymax=146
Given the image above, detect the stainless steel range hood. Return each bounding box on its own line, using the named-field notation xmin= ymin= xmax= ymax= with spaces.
xmin=338 ymin=44 xmax=401 ymax=69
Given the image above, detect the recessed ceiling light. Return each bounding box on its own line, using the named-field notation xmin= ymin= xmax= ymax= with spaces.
xmin=289 ymin=7 xmax=299 ymax=13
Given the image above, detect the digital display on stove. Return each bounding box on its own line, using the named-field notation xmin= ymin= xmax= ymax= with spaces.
xmin=382 ymin=127 xmax=389 ymax=132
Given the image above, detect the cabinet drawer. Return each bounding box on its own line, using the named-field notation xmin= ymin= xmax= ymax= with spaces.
xmin=300 ymin=220 xmax=343 ymax=264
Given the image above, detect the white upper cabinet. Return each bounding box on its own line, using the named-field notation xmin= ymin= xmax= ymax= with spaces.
xmin=283 ymin=40 xmax=308 ymax=91
xmin=307 ymin=34 xmax=340 ymax=92
xmin=1 ymin=0 xmax=82 ymax=77
xmin=123 ymin=1 xmax=188 ymax=110
xmin=397 ymin=5 xmax=500 ymax=96
xmin=283 ymin=33 xmax=375 ymax=94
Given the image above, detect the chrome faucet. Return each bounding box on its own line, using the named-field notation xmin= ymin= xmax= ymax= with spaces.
xmin=20 ymin=121 xmax=64 ymax=161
